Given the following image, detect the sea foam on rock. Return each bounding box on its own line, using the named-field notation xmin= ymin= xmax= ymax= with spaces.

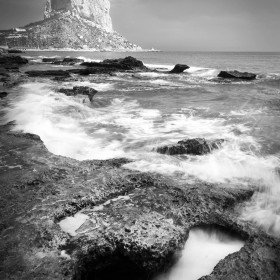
xmin=156 ymin=138 xmax=224 ymax=156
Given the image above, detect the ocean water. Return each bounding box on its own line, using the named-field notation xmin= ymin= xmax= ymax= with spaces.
xmin=3 ymin=51 xmax=280 ymax=239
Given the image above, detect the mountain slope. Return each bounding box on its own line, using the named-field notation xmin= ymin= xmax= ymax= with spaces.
xmin=0 ymin=0 xmax=141 ymax=51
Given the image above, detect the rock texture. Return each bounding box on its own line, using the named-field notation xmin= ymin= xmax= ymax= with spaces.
xmin=156 ymin=138 xmax=224 ymax=156
xmin=0 ymin=0 xmax=140 ymax=51
xmin=1 ymin=123 xmax=280 ymax=280
xmin=45 ymin=0 xmax=112 ymax=32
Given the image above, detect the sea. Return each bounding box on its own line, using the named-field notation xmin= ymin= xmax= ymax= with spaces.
xmin=2 ymin=51 xmax=280 ymax=278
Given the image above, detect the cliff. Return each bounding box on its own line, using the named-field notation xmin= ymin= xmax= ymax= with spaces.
xmin=0 ymin=0 xmax=141 ymax=51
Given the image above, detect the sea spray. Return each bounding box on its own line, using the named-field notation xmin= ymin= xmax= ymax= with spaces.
xmin=4 ymin=65 xmax=280 ymax=237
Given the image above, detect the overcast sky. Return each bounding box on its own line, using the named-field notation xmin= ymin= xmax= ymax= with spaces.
xmin=0 ymin=0 xmax=279 ymax=51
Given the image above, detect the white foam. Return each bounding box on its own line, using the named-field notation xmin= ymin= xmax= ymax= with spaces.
xmin=4 ymin=82 xmax=280 ymax=236
xmin=145 ymin=63 xmax=174 ymax=71
xmin=77 ymin=56 xmax=101 ymax=63
xmin=155 ymin=227 xmax=244 ymax=280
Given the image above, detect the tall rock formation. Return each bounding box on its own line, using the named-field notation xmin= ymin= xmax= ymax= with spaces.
xmin=0 ymin=0 xmax=141 ymax=51
xmin=44 ymin=0 xmax=113 ymax=32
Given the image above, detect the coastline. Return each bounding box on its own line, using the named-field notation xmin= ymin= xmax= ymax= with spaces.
xmin=1 ymin=51 xmax=280 ymax=280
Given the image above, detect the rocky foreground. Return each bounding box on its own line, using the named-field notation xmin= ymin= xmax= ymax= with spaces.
xmin=0 ymin=52 xmax=279 ymax=280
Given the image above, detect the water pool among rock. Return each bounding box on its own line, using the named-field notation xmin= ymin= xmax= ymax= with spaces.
xmin=154 ymin=226 xmax=245 ymax=280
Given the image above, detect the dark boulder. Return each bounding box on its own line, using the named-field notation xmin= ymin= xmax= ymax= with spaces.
xmin=0 ymin=55 xmax=28 ymax=65
xmin=156 ymin=138 xmax=224 ymax=155
xmin=0 ymin=92 xmax=8 ymax=98
xmin=25 ymin=70 xmax=71 ymax=77
xmin=218 ymin=71 xmax=257 ymax=80
xmin=58 ymin=86 xmax=98 ymax=101
xmin=81 ymin=56 xmax=147 ymax=71
xmin=170 ymin=64 xmax=190 ymax=74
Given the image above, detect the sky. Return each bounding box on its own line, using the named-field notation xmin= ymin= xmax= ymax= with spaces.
xmin=0 ymin=0 xmax=279 ymax=52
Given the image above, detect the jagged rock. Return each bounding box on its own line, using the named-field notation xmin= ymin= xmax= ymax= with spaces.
xmin=0 ymin=55 xmax=28 ymax=65
xmin=81 ymin=56 xmax=148 ymax=71
xmin=156 ymin=138 xmax=224 ymax=155
xmin=58 ymin=86 xmax=98 ymax=101
xmin=0 ymin=0 xmax=141 ymax=50
xmin=44 ymin=0 xmax=113 ymax=32
xmin=25 ymin=70 xmax=71 ymax=77
xmin=0 ymin=92 xmax=8 ymax=98
xmin=217 ymin=71 xmax=257 ymax=80
xmin=0 ymin=124 xmax=279 ymax=280
xmin=170 ymin=64 xmax=190 ymax=73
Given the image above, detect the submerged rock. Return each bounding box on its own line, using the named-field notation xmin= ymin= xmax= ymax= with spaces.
xmin=170 ymin=64 xmax=190 ymax=74
xmin=81 ymin=56 xmax=148 ymax=71
xmin=217 ymin=71 xmax=257 ymax=80
xmin=156 ymin=138 xmax=224 ymax=155
xmin=58 ymin=86 xmax=98 ymax=101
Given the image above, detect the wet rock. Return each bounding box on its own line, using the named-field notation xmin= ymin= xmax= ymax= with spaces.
xmin=58 ymin=86 xmax=98 ymax=101
xmin=81 ymin=56 xmax=148 ymax=71
xmin=170 ymin=64 xmax=190 ymax=74
xmin=217 ymin=71 xmax=257 ymax=80
xmin=53 ymin=57 xmax=85 ymax=65
xmin=25 ymin=70 xmax=71 ymax=77
xmin=0 ymin=124 xmax=279 ymax=280
xmin=156 ymin=138 xmax=224 ymax=155
xmin=0 ymin=55 xmax=28 ymax=65
xmin=42 ymin=57 xmax=62 ymax=63
xmin=0 ymin=91 xmax=8 ymax=98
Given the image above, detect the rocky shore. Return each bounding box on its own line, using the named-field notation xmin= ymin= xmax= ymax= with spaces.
xmin=0 ymin=51 xmax=279 ymax=280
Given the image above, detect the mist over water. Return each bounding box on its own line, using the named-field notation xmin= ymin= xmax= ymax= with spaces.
xmin=3 ymin=51 xmax=280 ymax=239
xmin=154 ymin=227 xmax=244 ymax=280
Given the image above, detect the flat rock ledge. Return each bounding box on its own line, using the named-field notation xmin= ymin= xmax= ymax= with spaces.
xmin=156 ymin=138 xmax=225 ymax=156
xmin=0 ymin=123 xmax=280 ymax=280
